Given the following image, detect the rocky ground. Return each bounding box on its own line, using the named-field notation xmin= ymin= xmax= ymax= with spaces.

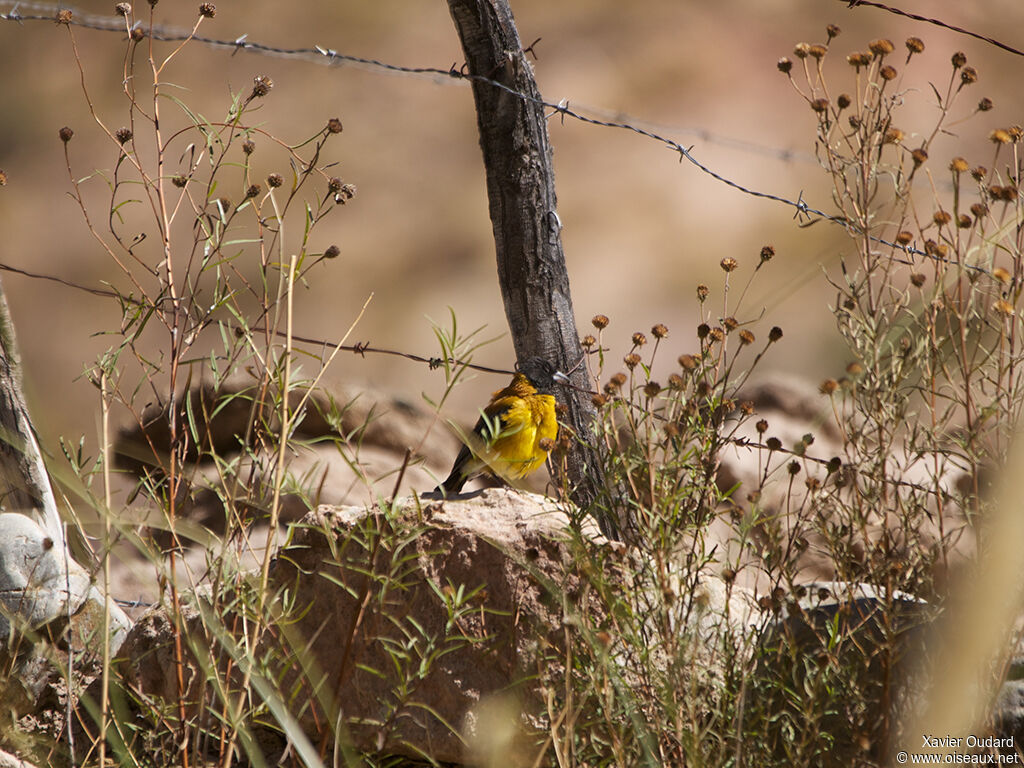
xmin=1 ymin=375 xmax=1017 ymax=767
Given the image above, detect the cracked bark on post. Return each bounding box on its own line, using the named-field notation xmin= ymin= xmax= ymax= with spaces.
xmin=446 ymin=0 xmax=625 ymax=538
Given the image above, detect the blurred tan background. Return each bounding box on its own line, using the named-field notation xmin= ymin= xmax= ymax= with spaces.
xmin=0 ymin=0 xmax=1021 ymax=473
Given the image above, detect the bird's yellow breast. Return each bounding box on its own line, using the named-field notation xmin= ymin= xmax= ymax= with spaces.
xmin=488 ymin=391 xmax=558 ymax=478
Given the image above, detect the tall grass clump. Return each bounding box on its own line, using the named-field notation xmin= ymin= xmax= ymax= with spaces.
xmin=27 ymin=6 xmax=395 ymax=767
xmin=544 ymin=23 xmax=1024 ymax=768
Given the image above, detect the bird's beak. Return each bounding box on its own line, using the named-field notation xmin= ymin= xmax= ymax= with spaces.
xmin=553 ymin=370 xmax=570 ymax=384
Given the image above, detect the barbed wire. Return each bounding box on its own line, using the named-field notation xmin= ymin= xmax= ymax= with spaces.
xmin=0 ymin=260 xmax=523 ymax=376
xmin=845 ymin=0 xmax=1024 ymax=59
xmin=0 ymin=0 xmax=993 ymax=273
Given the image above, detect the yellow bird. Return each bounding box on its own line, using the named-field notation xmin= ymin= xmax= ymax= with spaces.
xmin=435 ymin=357 xmax=565 ymax=494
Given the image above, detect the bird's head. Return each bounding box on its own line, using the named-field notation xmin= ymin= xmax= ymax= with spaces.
xmin=516 ymin=356 xmax=568 ymax=392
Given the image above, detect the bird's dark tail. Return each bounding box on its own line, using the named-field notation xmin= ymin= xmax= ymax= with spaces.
xmin=434 ymin=444 xmax=472 ymax=495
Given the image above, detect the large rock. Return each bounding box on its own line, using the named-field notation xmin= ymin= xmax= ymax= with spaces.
xmin=119 ymin=489 xmax=616 ymax=762
xmin=751 ymin=581 xmax=934 ymax=766
xmin=287 ymin=489 xmax=602 ymax=761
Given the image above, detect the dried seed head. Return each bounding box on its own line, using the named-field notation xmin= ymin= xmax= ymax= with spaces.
xmin=869 ymin=39 xmax=895 ymax=56
xmin=59 ymin=126 xmax=74 ymax=142
xmin=722 ymin=316 xmax=739 ymax=331
xmin=738 ymin=329 xmax=755 ymax=345
xmin=623 ymin=353 xmax=641 ymax=369
xmin=708 ymin=327 xmax=725 ymax=343
xmin=115 ymin=3 xmax=131 ymax=16
xmin=911 ymin=148 xmax=927 ymax=166
xmin=951 ymin=51 xmax=967 ymax=68
xmin=819 ymin=378 xmax=839 ymax=395
xmin=592 ymin=314 xmax=610 ymax=330
xmin=997 ymin=185 xmax=1019 ymax=202
xmin=768 ymin=326 xmax=783 ymax=342
xmin=697 ymin=323 xmax=710 ymax=339
xmin=591 ymin=393 xmax=608 ymax=408
xmin=895 ymin=231 xmax=913 ymax=245
xmin=644 ymin=381 xmax=662 ymax=398
xmin=906 ymin=37 xmax=925 ymax=54
xmin=1011 ymin=125 xmax=1024 ymax=142
xmin=581 ymin=334 xmax=596 ymax=348
xmin=970 ymin=202 xmax=989 ymax=219
xmin=720 ymin=257 xmax=738 ymax=272
xmin=971 ymin=166 xmax=987 ymax=181
xmin=760 ymin=244 xmax=775 ymax=261
xmin=883 ymin=127 xmax=905 ymax=144
xmin=245 ymin=183 xmax=261 ymax=199
xmin=334 ymin=183 xmax=356 ymax=203
xmin=995 ymin=299 xmax=1015 ymax=316
xmin=327 ymin=177 xmax=344 ymax=193
xmin=678 ymin=353 xmax=698 ymax=370
xmin=978 ymin=97 xmax=994 ymax=112
xmin=324 ymin=244 xmax=340 ymax=259
xmin=910 ymin=272 xmax=927 ymax=288
xmin=846 ymin=362 xmax=864 ymax=376
xmin=788 ymin=460 xmax=801 ymax=476
xmin=696 ymin=284 xmax=709 ymax=302
xmin=740 ymin=400 xmax=755 ymax=416
xmin=115 ymin=127 xmax=132 ymax=144
xmin=848 ymin=115 xmax=862 ymax=129
xmin=668 ymin=373 xmax=685 ymax=390
xmin=632 ymin=331 xmax=647 ymax=347
xmin=960 ymin=66 xmax=978 ymax=85
xmin=172 ymin=175 xmax=187 ymax=188
xmin=56 ymin=9 xmax=72 ymax=23
xmin=756 ymin=419 xmax=769 ymax=434
xmin=327 ymin=117 xmax=344 ymax=134
xmin=609 ymin=372 xmax=627 ymax=388
xmin=242 ymin=139 xmax=256 ymax=155
xmin=267 ymin=172 xmax=284 ymax=188
xmin=949 ymin=157 xmax=968 ymax=173
xmin=810 ymin=97 xmax=829 ymax=113
xmin=957 ymin=214 xmax=972 ymax=229
xmin=805 ymin=477 xmax=821 ymax=491
xmin=198 ymin=2 xmax=215 ymax=17
xmin=130 ymin=27 xmax=144 ymax=41
xmin=777 ymin=57 xmax=793 ymax=74
xmin=826 ymin=23 xmax=841 ymax=40
xmin=651 ymin=323 xmax=668 ymax=339
xmin=793 ymin=42 xmax=811 ymax=59
xmin=766 ymin=437 xmax=782 ymax=451
xmin=879 ymin=65 xmax=897 ymax=81
xmin=933 ymin=210 xmax=952 ymax=226
xmin=250 ymin=75 xmax=273 ymax=98
xmin=993 ymin=267 xmax=1011 ymax=284
xmin=808 ymin=44 xmax=827 ymax=60
xmin=837 ymin=93 xmax=851 ymax=110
